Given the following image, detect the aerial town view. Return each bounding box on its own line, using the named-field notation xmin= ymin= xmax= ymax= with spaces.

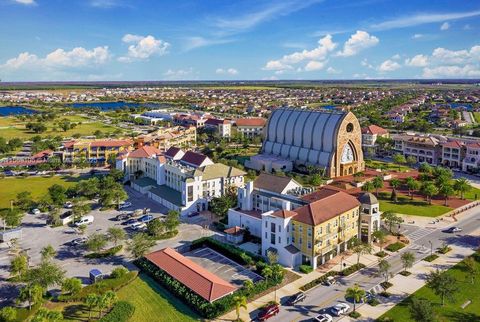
xmin=0 ymin=1 xmax=479 ymax=322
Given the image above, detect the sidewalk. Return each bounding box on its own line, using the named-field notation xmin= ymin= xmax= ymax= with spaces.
xmin=219 ymin=247 xmax=384 ymax=321
xmin=338 ymin=227 xmax=480 ymax=322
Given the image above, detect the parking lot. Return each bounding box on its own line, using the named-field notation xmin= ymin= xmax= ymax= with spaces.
xmin=183 ymin=247 xmax=263 ymax=287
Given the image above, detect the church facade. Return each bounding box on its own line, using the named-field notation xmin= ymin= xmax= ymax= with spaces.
xmin=246 ymin=108 xmax=364 ymax=178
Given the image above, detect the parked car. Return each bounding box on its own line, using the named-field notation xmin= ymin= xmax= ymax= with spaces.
xmin=365 ymin=291 xmax=376 ymax=301
xmin=323 ymin=276 xmax=336 ymax=286
xmin=68 ymin=237 xmax=87 ymax=246
xmin=314 ymin=313 xmax=333 ymax=322
xmin=122 ymin=218 xmax=137 ymax=226
xmin=331 ymin=303 xmax=350 ymax=317
xmin=64 ymin=201 xmax=73 ymax=209
xmin=138 ymin=215 xmax=153 ymax=223
xmin=130 ymin=222 xmax=147 ymax=231
xmin=257 ymin=304 xmax=279 ymax=321
xmin=286 ymin=292 xmax=306 ymax=305
xmin=74 ymin=215 xmax=94 ymax=227
xmin=118 ymin=202 xmax=132 ymax=210
xmin=187 ymin=211 xmax=200 ymax=218
xmin=31 ymin=208 xmax=41 ymax=215
xmin=115 ymin=213 xmax=131 ymax=221
xmin=445 ymin=226 xmax=462 ymax=233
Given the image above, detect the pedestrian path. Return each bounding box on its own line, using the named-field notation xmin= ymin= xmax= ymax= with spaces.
xmin=409 ymin=244 xmax=431 ymax=254
xmin=404 ymin=227 xmax=436 ymax=242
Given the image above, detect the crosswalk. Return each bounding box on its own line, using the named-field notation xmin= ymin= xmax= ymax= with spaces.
xmin=409 ymin=244 xmax=431 ymax=254
xmin=404 ymin=227 xmax=436 ymax=242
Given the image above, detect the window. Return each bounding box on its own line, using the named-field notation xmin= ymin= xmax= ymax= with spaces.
xmin=265 ymin=232 xmax=267 ymax=239
xmin=307 ymin=227 xmax=312 ymax=236
xmin=292 ymin=236 xmax=295 ymax=243
xmin=270 ymin=233 xmax=276 ymax=245
xmin=318 ymin=226 xmax=322 ymax=234
xmin=270 ymin=222 xmax=276 ymax=233
xmin=278 ymin=236 xmax=281 ymax=244
xmin=307 ymin=241 xmax=312 ymax=249
xmin=299 ymin=226 xmax=303 ymax=233
xmin=187 ymin=185 xmax=193 ymax=202
xmin=265 ymin=221 xmax=268 ymax=228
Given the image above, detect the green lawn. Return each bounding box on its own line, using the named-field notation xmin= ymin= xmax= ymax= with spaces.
xmin=461 ymin=185 xmax=480 ymax=201
xmin=0 ymin=175 xmax=82 ymax=209
xmin=117 ymin=274 xmax=199 ymax=322
xmin=473 ymin=112 xmax=480 ymax=123
xmin=378 ymin=192 xmax=452 ymax=217
xmin=365 ymin=160 xmax=411 ymax=172
xmin=380 ymin=252 xmax=480 ymax=321
xmin=0 ymin=115 xmax=120 ymax=140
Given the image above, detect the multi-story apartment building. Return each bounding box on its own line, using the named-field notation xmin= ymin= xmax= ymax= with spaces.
xmin=463 ymin=142 xmax=480 ymax=172
xmin=361 ymin=125 xmax=389 ymax=148
xmin=117 ymin=146 xmax=245 ymax=215
xmin=228 ymin=173 xmax=380 ymax=268
xmin=135 ymin=126 xmax=196 ymax=151
xmin=392 ymin=133 xmax=442 ymax=165
xmin=61 ymin=139 xmax=132 ymax=165
xmin=235 ymin=118 xmax=266 ymax=138
xmin=204 ymin=118 xmax=231 ymax=138
xmin=441 ymin=140 xmax=464 ymax=168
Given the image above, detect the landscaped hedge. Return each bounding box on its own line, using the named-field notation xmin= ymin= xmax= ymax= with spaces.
xmin=85 ymin=245 xmax=123 ymax=259
xmin=423 ymin=254 xmax=439 ymax=262
xmin=299 ymin=265 xmax=313 ymax=274
xmin=58 ymin=271 xmax=138 ymax=302
xmin=386 ymin=242 xmax=405 ymax=252
xmin=300 ymin=271 xmax=339 ymax=291
xmin=340 ymin=263 xmax=366 ymax=276
xmin=98 ymin=301 xmax=135 ymax=322
xmin=190 ymin=237 xmax=264 ymax=266
xmin=135 ymin=256 xmax=282 ymax=319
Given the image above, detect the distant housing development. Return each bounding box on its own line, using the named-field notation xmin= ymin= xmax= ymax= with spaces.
xmin=116 ymin=146 xmax=245 ymax=215
xmin=246 ymin=108 xmax=364 ymax=178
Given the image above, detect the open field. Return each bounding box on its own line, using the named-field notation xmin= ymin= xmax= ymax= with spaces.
xmin=0 ymin=115 xmax=120 ymax=140
xmin=378 ymin=192 xmax=452 ymax=217
xmin=117 ymin=274 xmax=199 ymax=322
xmin=380 ymin=252 xmax=480 ymax=321
xmin=0 ymin=175 xmax=82 ymax=209
xmin=365 ymin=159 xmax=412 ymax=172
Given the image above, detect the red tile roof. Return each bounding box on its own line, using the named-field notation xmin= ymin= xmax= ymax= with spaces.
xmin=90 ymin=139 xmax=132 ymax=147
xmin=128 ymin=145 xmax=162 ymax=158
xmin=181 ymin=151 xmax=208 ymax=166
xmin=205 ymin=118 xmax=229 ymax=126
xmin=31 ymin=149 xmax=53 ymax=159
xmin=293 ymin=191 xmax=360 ymax=226
xmin=361 ymin=125 xmax=388 ymax=135
xmin=165 ymin=146 xmax=182 ymax=158
xmin=235 ymin=118 xmax=266 ymax=127
xmin=271 ymin=209 xmax=297 ymax=219
xmin=442 ymin=141 xmax=463 ymax=148
xmin=466 ymin=142 xmax=480 ymax=149
xmin=145 ymin=248 xmax=237 ymax=302
xmin=224 ymin=226 xmax=244 ymax=235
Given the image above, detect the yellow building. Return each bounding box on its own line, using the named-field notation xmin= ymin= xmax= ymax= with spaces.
xmin=62 ymin=139 xmax=132 ymax=165
xmin=135 ymin=126 xmax=196 ymax=151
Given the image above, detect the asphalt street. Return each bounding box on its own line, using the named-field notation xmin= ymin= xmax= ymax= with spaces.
xmin=266 ymin=210 xmax=480 ymax=322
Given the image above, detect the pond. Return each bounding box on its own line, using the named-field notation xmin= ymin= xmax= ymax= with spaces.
xmin=0 ymin=106 xmax=37 ymax=116
xmin=66 ymin=101 xmax=172 ymax=111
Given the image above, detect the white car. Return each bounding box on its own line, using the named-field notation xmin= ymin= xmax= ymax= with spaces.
xmin=331 ymin=303 xmax=350 ymax=316
xmin=64 ymin=201 xmax=73 ymax=209
xmin=118 ymin=202 xmax=132 ymax=210
xmin=74 ymin=215 xmax=94 ymax=227
xmin=314 ymin=313 xmax=333 ymax=322
xmin=31 ymin=208 xmax=41 ymax=215
xmin=130 ymin=222 xmax=147 ymax=231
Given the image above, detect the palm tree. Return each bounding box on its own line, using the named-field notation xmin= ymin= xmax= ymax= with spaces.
xmin=40 ymin=245 xmax=56 ymax=262
xmin=345 ymin=283 xmax=365 ymax=312
xmin=421 ymin=183 xmax=438 ymax=205
xmin=389 ymin=178 xmax=401 ymax=202
xmin=233 ymin=295 xmax=247 ymax=321
xmin=372 ymin=176 xmax=384 ymax=197
xmin=243 ymin=280 xmax=254 ymax=294
xmin=453 ymin=177 xmax=471 ymax=200
xmin=372 ymin=230 xmax=386 ymax=252
xmin=406 ymin=177 xmax=420 ymax=200
xmin=361 ymin=181 xmax=374 ymax=193
xmin=439 ymin=184 xmax=455 ymax=206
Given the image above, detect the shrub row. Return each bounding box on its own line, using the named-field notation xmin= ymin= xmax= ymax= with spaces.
xmin=98 ymin=301 xmax=135 ymax=322
xmin=386 ymin=242 xmax=405 ymax=252
xmin=85 ymin=245 xmax=123 ymax=259
xmin=299 ymin=265 xmax=313 ymax=274
xmin=423 ymin=254 xmax=439 ymax=262
xmin=190 ymin=237 xmax=263 ymax=266
xmin=300 ymin=271 xmax=339 ymax=291
xmin=340 ymin=263 xmax=366 ymax=276
xmin=58 ymin=271 xmax=138 ymax=302
xmin=437 ymin=246 xmax=451 ymax=254
xmin=135 ymin=257 xmax=282 ymax=319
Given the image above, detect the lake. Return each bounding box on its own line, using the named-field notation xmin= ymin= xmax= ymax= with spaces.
xmin=0 ymin=106 xmax=36 ymax=116
xmin=67 ymin=101 xmax=172 ymax=111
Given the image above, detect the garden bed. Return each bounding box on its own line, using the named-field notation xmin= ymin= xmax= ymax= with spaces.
xmin=423 ymin=254 xmax=439 ymax=262
xmin=386 ymin=242 xmax=405 ymax=252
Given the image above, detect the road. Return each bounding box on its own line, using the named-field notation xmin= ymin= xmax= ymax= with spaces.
xmin=267 ymin=209 xmax=480 ymax=322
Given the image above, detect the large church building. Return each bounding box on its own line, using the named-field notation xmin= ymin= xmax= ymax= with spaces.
xmin=246 ymin=108 xmax=364 ymax=178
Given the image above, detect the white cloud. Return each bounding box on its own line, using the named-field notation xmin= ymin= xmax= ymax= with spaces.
xmin=361 ymin=59 xmax=374 ymax=69
xmin=326 ymin=66 xmax=340 ymax=74
xmin=391 ymin=54 xmax=401 ymax=60
xmin=378 ymin=59 xmax=401 ymax=72
xmin=89 ymin=0 xmax=126 ymax=8
xmin=370 ymin=10 xmax=480 ymax=30
xmin=405 ymin=54 xmax=429 ymax=67
xmin=432 ymin=46 xmax=480 ymax=64
xmin=216 ymin=68 xmax=239 ymax=75
xmin=263 ymin=34 xmax=336 ymax=71
xmin=163 ymin=68 xmax=197 ymax=80
xmin=304 ymin=60 xmax=326 ymax=71
xmin=118 ymin=34 xmax=170 ymax=62
xmin=412 ymin=34 xmax=424 ymax=39
xmin=1 ymin=46 xmax=110 ymax=70
xmin=183 ymin=36 xmax=234 ymax=51
xmin=13 ymin=0 xmax=36 ymax=5
xmin=423 ymin=65 xmax=480 ymax=78
xmin=440 ymin=22 xmax=450 ymax=30
xmin=336 ymin=30 xmax=379 ymax=57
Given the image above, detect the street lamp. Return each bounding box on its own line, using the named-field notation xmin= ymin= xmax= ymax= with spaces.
xmin=428 ymin=240 xmax=433 ymax=256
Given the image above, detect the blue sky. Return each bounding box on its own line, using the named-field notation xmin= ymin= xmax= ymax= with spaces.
xmin=0 ymin=0 xmax=479 ymax=81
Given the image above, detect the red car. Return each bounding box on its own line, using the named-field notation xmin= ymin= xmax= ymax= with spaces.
xmin=257 ymin=304 xmax=279 ymax=321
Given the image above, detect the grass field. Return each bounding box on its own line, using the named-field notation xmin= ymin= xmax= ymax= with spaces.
xmin=380 ymin=252 xmax=480 ymax=321
xmin=378 ymin=192 xmax=452 ymax=217
xmin=0 ymin=175 xmax=82 ymax=209
xmin=117 ymin=274 xmax=199 ymax=322
xmin=473 ymin=112 xmax=480 ymax=123
xmin=0 ymin=115 xmax=120 ymax=140
xmin=365 ymin=160 xmax=411 ymax=172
